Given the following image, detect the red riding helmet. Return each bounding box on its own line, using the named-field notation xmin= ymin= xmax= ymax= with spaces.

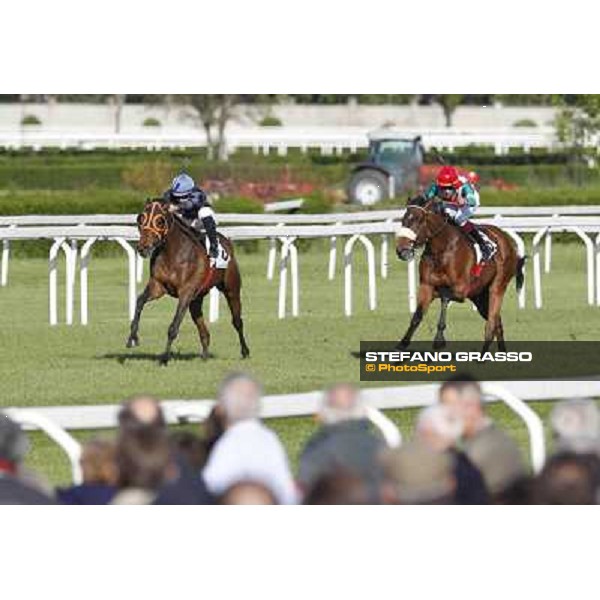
xmin=436 ymin=166 xmax=461 ymax=189
xmin=467 ymin=171 xmax=480 ymax=186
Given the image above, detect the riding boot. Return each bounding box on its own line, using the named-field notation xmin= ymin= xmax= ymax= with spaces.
xmin=201 ymin=215 xmax=220 ymax=261
xmin=461 ymin=221 xmax=495 ymax=262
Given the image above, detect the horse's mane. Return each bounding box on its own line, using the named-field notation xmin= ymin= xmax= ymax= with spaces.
xmin=172 ymin=214 xmax=208 ymax=252
xmin=407 ymin=194 xmax=428 ymax=208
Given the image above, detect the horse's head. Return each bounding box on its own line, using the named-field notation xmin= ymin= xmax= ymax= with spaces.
xmin=395 ymin=195 xmax=444 ymax=261
xmin=136 ymin=199 xmax=172 ymax=258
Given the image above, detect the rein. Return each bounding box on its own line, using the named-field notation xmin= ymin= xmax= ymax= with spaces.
xmin=405 ymin=204 xmax=449 ymax=246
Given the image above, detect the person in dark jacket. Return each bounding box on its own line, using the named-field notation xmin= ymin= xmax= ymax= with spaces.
xmin=0 ymin=413 xmax=55 ymax=505
xmin=298 ymin=383 xmax=386 ymax=501
xmin=57 ymin=438 xmax=117 ymax=505
xmin=415 ymin=404 xmax=488 ymax=504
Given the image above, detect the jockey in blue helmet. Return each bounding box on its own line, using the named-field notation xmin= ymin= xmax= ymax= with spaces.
xmin=164 ymin=172 xmax=219 ymax=262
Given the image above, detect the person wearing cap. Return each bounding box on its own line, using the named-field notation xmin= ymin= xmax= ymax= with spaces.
xmin=163 ymin=172 xmax=220 ymax=265
xmin=0 ymin=413 xmax=55 ymax=504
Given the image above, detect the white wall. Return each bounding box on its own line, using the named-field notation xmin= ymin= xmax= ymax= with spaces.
xmin=0 ymin=102 xmax=558 ymax=132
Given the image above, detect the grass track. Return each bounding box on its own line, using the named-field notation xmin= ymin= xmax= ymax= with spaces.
xmin=0 ymin=241 xmax=598 ymax=484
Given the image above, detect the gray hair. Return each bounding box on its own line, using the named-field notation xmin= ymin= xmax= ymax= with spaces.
xmin=0 ymin=413 xmax=29 ymax=464
xmin=217 ymin=372 xmax=263 ymax=425
xmin=551 ymin=399 xmax=600 ymax=454
xmin=416 ymin=404 xmax=464 ymax=443
xmin=319 ymin=383 xmax=366 ymax=425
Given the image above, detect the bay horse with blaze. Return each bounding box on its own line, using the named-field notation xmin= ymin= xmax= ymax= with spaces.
xmin=395 ymin=196 xmax=525 ymax=351
xmin=126 ymin=198 xmax=250 ymax=364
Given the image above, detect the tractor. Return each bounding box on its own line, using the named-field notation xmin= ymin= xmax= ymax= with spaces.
xmin=347 ymin=133 xmax=425 ymax=206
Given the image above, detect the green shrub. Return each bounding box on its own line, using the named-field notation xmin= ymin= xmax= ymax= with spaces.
xmin=213 ymin=196 xmax=264 ymax=214
xmin=142 ymin=117 xmax=161 ymax=127
xmin=513 ymin=119 xmax=538 ymax=127
xmin=297 ymin=193 xmax=334 ymax=214
xmin=20 ymin=114 xmax=42 ymax=126
xmin=259 ymin=115 xmax=283 ymax=127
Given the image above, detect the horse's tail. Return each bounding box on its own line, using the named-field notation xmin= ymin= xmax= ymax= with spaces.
xmin=515 ymin=255 xmax=527 ymax=292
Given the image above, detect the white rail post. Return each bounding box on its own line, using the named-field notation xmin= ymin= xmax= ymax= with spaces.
xmin=64 ymin=240 xmax=78 ymax=325
xmin=408 ymin=257 xmax=417 ymax=314
xmin=277 ymin=237 xmax=297 ymax=319
xmin=289 ymin=241 xmax=299 ymax=317
xmin=48 ymin=237 xmax=66 ymax=326
xmin=596 ymin=232 xmax=600 ymax=306
xmin=209 ymin=286 xmax=220 ymax=323
xmin=569 ymin=227 xmax=595 ymax=306
xmin=544 ymin=215 xmax=558 ymax=273
xmin=1 ymin=225 xmax=15 ymax=287
xmin=6 ymin=409 xmax=83 ymax=484
xmin=532 ymin=227 xmax=548 ymax=309
xmin=380 ymin=219 xmax=393 ymax=279
xmin=504 ymin=229 xmax=527 ymax=309
xmin=267 ymin=223 xmax=284 ymax=280
xmin=482 ymin=383 xmax=546 ymax=474
xmin=79 ymin=238 xmax=97 ymax=325
xmin=113 ymin=237 xmax=137 ymax=321
xmin=328 ymin=221 xmax=341 ymax=281
xmin=343 ymin=234 xmax=377 ymax=316
xmin=136 ymin=251 xmax=144 ymax=283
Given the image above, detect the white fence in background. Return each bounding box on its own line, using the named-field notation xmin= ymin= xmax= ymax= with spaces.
xmin=0 ymin=126 xmax=566 ymax=155
xmin=9 ymin=379 xmax=600 ymax=483
xmin=1 ymin=208 xmax=600 ymax=325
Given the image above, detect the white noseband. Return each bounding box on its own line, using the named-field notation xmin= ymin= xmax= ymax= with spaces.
xmin=395 ymin=226 xmax=417 ymax=241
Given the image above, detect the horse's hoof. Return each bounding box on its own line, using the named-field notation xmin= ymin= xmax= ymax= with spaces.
xmin=396 ymin=339 xmax=410 ymax=350
xmin=241 ymin=348 xmax=250 ymax=359
xmin=433 ymin=339 xmax=446 ymax=350
xmin=200 ymin=351 xmax=209 ymax=361
xmin=126 ymin=337 xmax=139 ymax=349
xmin=158 ymin=354 xmax=170 ymax=366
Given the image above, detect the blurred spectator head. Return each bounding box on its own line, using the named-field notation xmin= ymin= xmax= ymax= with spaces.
xmin=80 ymin=438 xmax=118 ymax=485
xmin=115 ymin=430 xmax=171 ymax=492
xmin=118 ymin=395 xmax=166 ymax=433
xmin=319 ymin=383 xmax=365 ymax=425
xmin=550 ymin=399 xmax=600 ymax=455
xmin=533 ymin=452 xmax=599 ymax=504
xmin=385 ymin=441 xmax=456 ymax=504
xmin=220 ymin=481 xmax=277 ymax=505
xmin=303 ymin=471 xmax=374 ymax=505
xmin=416 ymin=404 xmax=464 ymax=452
xmin=439 ymin=375 xmax=485 ymax=437
xmin=169 ymin=431 xmax=206 ymax=471
xmin=217 ymin=372 xmax=262 ymax=426
xmin=0 ymin=414 xmax=28 ymax=473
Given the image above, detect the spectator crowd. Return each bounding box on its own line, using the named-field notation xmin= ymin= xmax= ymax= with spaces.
xmin=1 ymin=374 xmax=599 ymax=504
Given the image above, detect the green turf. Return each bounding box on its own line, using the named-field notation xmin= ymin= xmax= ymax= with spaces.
xmin=1 ymin=241 xmax=598 ymax=485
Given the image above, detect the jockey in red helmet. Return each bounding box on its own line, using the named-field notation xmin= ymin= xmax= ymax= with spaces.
xmin=424 ymin=165 xmax=496 ymax=262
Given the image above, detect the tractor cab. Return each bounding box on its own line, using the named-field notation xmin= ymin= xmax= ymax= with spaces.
xmin=347 ymin=133 xmax=424 ymax=205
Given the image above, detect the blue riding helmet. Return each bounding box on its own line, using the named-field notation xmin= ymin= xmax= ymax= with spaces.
xmin=170 ymin=173 xmax=196 ymax=198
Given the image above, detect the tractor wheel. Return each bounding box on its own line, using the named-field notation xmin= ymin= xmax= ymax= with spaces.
xmin=347 ymin=169 xmax=389 ymax=206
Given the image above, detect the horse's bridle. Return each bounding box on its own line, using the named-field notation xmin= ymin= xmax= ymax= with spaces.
xmin=138 ymin=201 xmax=172 ymax=239
xmin=399 ymin=203 xmax=448 ymax=248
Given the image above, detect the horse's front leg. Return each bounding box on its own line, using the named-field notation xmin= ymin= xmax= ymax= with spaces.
xmin=397 ymin=284 xmax=434 ymax=349
xmin=160 ymin=292 xmax=194 ymax=366
xmin=126 ymin=279 xmax=164 ymax=348
xmin=433 ymin=295 xmax=451 ymax=349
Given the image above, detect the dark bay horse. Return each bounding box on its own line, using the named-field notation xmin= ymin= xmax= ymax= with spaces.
xmin=126 ymin=199 xmax=250 ymax=364
xmin=395 ymin=196 xmax=525 ymax=351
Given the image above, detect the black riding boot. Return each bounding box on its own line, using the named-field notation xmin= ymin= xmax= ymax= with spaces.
xmin=465 ymin=227 xmax=494 ymax=261
xmin=201 ymin=216 xmax=219 ymax=260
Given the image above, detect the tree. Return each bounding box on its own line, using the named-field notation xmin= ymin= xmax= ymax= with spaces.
xmin=435 ymin=95 xmax=463 ymax=127
xmin=177 ymin=95 xmax=241 ymax=160
xmin=555 ymin=95 xmax=600 ymax=150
